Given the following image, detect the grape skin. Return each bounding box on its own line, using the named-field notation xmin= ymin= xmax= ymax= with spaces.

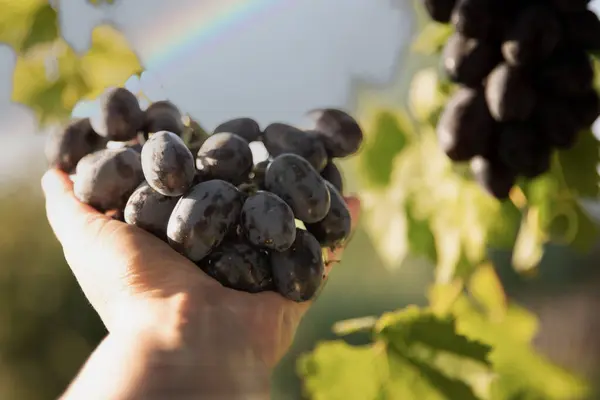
xmin=320 ymin=161 xmax=344 ymax=194
xmin=263 ymin=123 xmax=328 ymax=171
xmin=437 ymin=87 xmax=494 ymax=161
xmin=471 ymin=156 xmax=516 ymax=200
xmin=251 ymin=160 xmax=270 ymax=190
xmin=307 ymin=109 xmax=363 ymax=158
xmin=200 ymin=239 xmax=273 ymax=293
xmin=213 ymin=117 xmax=262 ymax=143
xmin=486 ymin=63 xmax=536 ymax=122
xmin=451 ymin=0 xmax=496 ymax=40
xmin=442 ymin=33 xmax=499 ymax=87
xmin=501 ymin=4 xmax=561 ymax=66
xmin=306 ymin=181 xmax=352 ymax=249
xmin=533 ymin=97 xmax=580 ymax=150
xmin=498 ymin=123 xmax=551 ymax=179
xmin=265 ymin=154 xmax=331 ymax=224
xmin=422 ymin=0 xmax=457 ymax=23
xmin=143 ymin=100 xmax=185 ymax=137
xmin=241 ymin=191 xmax=297 ymax=252
xmin=271 ymin=229 xmax=324 ymax=302
xmin=90 ymin=87 xmax=144 ymax=142
xmin=141 ymin=131 xmax=196 ymax=197
xmin=74 ymin=147 xmax=145 ymax=212
xmin=538 ymin=48 xmax=594 ymax=96
xmin=167 ymin=180 xmax=243 ymax=262
xmin=45 ymin=118 xmax=107 ymax=174
xmin=196 ymin=132 xmax=254 ymax=185
xmin=124 ymin=181 xmax=180 ymax=241
xmin=564 ymin=9 xmax=600 ymax=52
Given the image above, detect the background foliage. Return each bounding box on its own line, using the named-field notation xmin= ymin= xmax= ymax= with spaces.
xmin=1 ymin=1 xmax=600 ymax=399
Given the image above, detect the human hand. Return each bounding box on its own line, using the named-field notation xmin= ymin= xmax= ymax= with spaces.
xmin=42 ymin=168 xmax=360 ymax=399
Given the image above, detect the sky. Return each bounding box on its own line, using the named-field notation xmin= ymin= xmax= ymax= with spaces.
xmin=0 ymin=0 xmax=413 ymax=183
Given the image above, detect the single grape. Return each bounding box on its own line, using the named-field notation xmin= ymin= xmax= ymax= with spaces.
xmin=486 ymin=63 xmax=536 ymax=122
xmin=437 ymin=87 xmax=494 ymax=161
xmin=501 ymin=4 xmax=561 ymax=66
xmin=167 ymin=180 xmax=243 ymax=262
xmin=306 ymin=109 xmax=363 ymax=158
xmin=422 ymin=0 xmax=457 ymax=23
xmin=320 ymin=161 xmax=344 ymax=194
xmin=451 ymin=0 xmax=496 ymax=39
xmin=306 ymin=182 xmax=351 ymax=249
xmin=263 ymin=123 xmax=328 ymax=171
xmin=90 ymin=87 xmax=144 ymax=141
xmin=533 ymin=97 xmax=580 ymax=150
xmin=271 ymin=229 xmax=324 ymax=302
xmin=442 ymin=33 xmax=500 ymax=87
xmin=143 ymin=100 xmax=184 ymax=137
xmin=265 ymin=154 xmax=331 ymax=223
xmin=470 ymin=156 xmax=516 ymax=200
xmin=498 ymin=123 xmax=552 ymax=179
xmin=564 ymin=9 xmax=600 ymax=52
xmin=538 ymin=48 xmax=594 ymax=96
xmin=213 ymin=117 xmax=262 ymax=143
xmin=141 ymin=130 xmax=196 ymax=197
xmin=124 ymin=181 xmax=180 ymax=241
xmin=241 ymin=191 xmax=296 ymax=252
xmin=45 ymin=118 xmax=107 ymax=174
xmin=74 ymin=147 xmax=144 ymax=212
xmin=196 ymin=132 xmax=253 ymax=185
xmin=199 ymin=239 xmax=273 ymax=293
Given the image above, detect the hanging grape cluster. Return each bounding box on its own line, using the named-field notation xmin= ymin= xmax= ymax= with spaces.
xmin=423 ymin=0 xmax=600 ymax=199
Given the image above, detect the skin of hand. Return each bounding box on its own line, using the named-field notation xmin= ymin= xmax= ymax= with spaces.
xmin=41 ymin=168 xmax=360 ymax=400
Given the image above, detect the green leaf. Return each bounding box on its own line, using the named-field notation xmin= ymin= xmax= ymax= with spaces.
xmin=20 ymin=3 xmax=58 ymax=52
xmin=411 ymin=22 xmax=453 ymax=55
xmin=376 ymin=306 xmax=492 ymax=366
xmin=298 ymin=341 xmax=388 ymax=400
xmin=0 ymin=0 xmax=47 ymax=50
xmin=556 ymin=129 xmax=599 ymax=198
xmin=467 ymin=264 xmax=507 ymax=319
xmin=360 ymin=110 xmax=411 ymax=187
xmin=406 ymin=198 xmax=437 ymax=261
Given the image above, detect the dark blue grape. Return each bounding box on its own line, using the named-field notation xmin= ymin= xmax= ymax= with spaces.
xmin=423 ymin=0 xmax=457 ymax=23
xmin=486 ymin=63 xmax=536 ymax=122
xmin=143 ymin=100 xmax=184 ymax=137
xmin=141 ymin=130 xmax=196 ymax=197
xmin=124 ymin=181 xmax=180 ymax=241
xmin=241 ymin=191 xmax=296 ymax=252
xmin=271 ymin=229 xmax=324 ymax=302
xmin=90 ymin=87 xmax=144 ymax=142
xmin=167 ymin=180 xmax=243 ymax=262
xmin=74 ymin=148 xmax=144 ymax=212
xmin=196 ymin=132 xmax=253 ymax=185
xmin=320 ymin=161 xmax=344 ymax=194
xmin=213 ymin=117 xmax=262 ymax=143
xmin=199 ymin=239 xmax=273 ymax=293
xmin=265 ymin=154 xmax=331 ymax=223
xmin=442 ymin=33 xmax=500 ymax=87
xmin=251 ymin=160 xmax=269 ymax=190
xmin=437 ymin=87 xmax=494 ymax=161
xmin=263 ymin=123 xmax=328 ymax=171
xmin=471 ymin=156 xmax=516 ymax=200
xmin=307 ymin=109 xmax=363 ymax=158
xmin=45 ymin=117 xmax=107 ymax=174
xmin=306 ymin=182 xmax=351 ymax=249
xmin=498 ymin=123 xmax=551 ymax=179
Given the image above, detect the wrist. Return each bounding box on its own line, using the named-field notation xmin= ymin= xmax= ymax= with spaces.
xmin=114 ymin=294 xmax=273 ymax=399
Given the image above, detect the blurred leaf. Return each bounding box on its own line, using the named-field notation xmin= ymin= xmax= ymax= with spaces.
xmin=406 ymin=198 xmax=437 ymax=261
xmin=298 ymin=341 xmax=388 ymax=400
xmin=11 ymin=24 xmax=142 ymax=126
xmin=360 ymin=110 xmax=412 ymax=187
xmin=412 ymin=22 xmax=453 ymax=55
xmin=0 ymin=0 xmax=52 ymax=51
xmin=21 ymin=3 xmax=58 ymax=52
xmin=79 ymin=25 xmax=143 ymax=99
xmin=332 ymin=316 xmax=378 ymax=336
xmin=557 ymin=129 xmax=599 ymax=198
xmin=512 ymin=208 xmax=545 ymax=274
xmin=376 ymin=306 xmax=492 ymax=366
xmin=408 ymin=68 xmax=446 ymax=122
xmin=486 ymin=199 xmax=522 ymax=250
xmin=467 ymin=264 xmax=507 ymax=319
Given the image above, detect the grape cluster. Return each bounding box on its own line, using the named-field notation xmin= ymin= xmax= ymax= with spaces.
xmin=424 ymin=0 xmax=600 ymax=199
xmin=45 ymin=86 xmax=362 ymax=302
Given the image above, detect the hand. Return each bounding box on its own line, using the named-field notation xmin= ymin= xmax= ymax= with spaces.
xmin=42 ymin=168 xmax=360 ymax=399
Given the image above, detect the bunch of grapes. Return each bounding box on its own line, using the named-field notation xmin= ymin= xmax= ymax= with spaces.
xmin=45 ymin=86 xmax=362 ymax=302
xmin=424 ymin=0 xmax=600 ymax=199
